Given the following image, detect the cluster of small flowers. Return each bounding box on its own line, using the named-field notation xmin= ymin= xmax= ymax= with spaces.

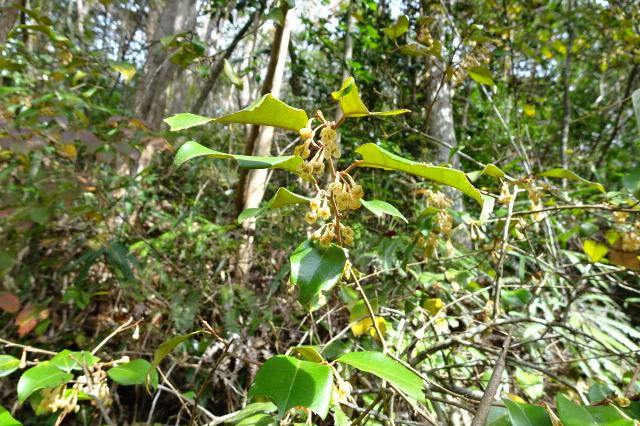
xmin=294 ymin=123 xmax=341 ymax=180
xmin=306 ymin=191 xmax=332 ymax=224
xmin=498 ymin=182 xmax=513 ymax=204
xmin=76 ymin=368 xmax=113 ymax=408
xmin=311 ymin=222 xmax=355 ymax=247
xmin=330 ymin=177 xmax=364 ymax=212
xmin=621 ymin=231 xmax=640 ymax=252
xmin=39 ymin=385 xmax=80 ymax=415
xmin=527 ymin=185 xmax=546 ymax=222
xmin=424 ymin=189 xmax=452 ymax=209
xmin=420 ymin=190 xmax=454 ymax=257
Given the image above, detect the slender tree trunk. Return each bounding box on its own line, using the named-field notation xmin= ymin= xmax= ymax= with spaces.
xmin=134 ymin=0 xmax=197 ymax=129
xmin=234 ymin=4 xmax=292 ymax=281
xmin=560 ymin=0 xmax=574 ymax=185
xmin=191 ymin=10 xmax=260 ymax=114
xmin=342 ymin=1 xmax=354 ymax=82
xmin=0 ymin=3 xmax=20 ymax=47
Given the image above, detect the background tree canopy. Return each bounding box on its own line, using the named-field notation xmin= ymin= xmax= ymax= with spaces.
xmin=0 ymin=0 xmax=639 ymax=425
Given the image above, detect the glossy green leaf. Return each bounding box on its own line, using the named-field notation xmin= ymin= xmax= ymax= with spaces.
xmin=107 ymin=359 xmax=158 ymax=388
xmin=588 ymin=383 xmax=615 ymax=404
xmin=0 ymin=405 xmax=22 ymax=426
xmin=468 ymin=163 xmax=506 ymax=181
xmin=336 ymin=351 xmax=425 ymax=402
xmin=164 ymin=113 xmax=214 ymax=131
xmin=248 ymin=355 xmax=333 ymax=419
xmin=17 ymin=362 xmax=73 ymax=403
xmin=503 ymin=399 xmax=552 ymax=426
xmin=236 ymin=413 xmax=276 ymax=426
xmin=468 ymin=66 xmax=495 ymax=85
xmin=0 ymin=355 xmax=20 ymax=378
xmin=383 ymin=15 xmax=409 ymax=39
xmin=331 ymin=77 xmax=410 ymax=118
xmin=174 ymin=141 xmax=302 ymax=173
xmin=291 ymin=346 xmax=324 ymax=363
xmin=583 ymin=240 xmax=609 ymax=263
xmin=222 ymin=402 xmax=277 ymax=424
xmin=238 ymin=188 xmax=310 ymax=223
xmin=152 ymin=331 xmax=201 ymax=371
xmin=487 ymin=406 xmax=512 ymax=426
xmin=289 ymin=240 xmax=347 ymax=305
xmin=355 ymin=143 xmax=483 ymax=205
xmin=556 ymin=394 xmax=635 ymax=426
xmin=215 ymin=94 xmax=308 ymax=131
xmin=49 ymin=350 xmax=99 ymax=373
xmin=224 ymin=59 xmax=243 ymax=89
xmin=361 ymin=199 xmax=408 ymax=222
xmin=539 ymin=168 xmax=605 ymax=192
xmin=332 ymin=403 xmax=350 ymax=426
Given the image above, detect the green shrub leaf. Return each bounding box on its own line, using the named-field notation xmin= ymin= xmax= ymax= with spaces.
xmin=0 ymin=355 xmax=20 ymax=378
xmin=238 ymin=188 xmax=310 ymax=223
xmin=361 ymin=199 xmax=408 ymax=222
xmin=503 ymin=398 xmax=552 ymax=426
xmin=336 ymin=351 xmax=425 ymax=402
xmin=17 ymin=362 xmax=73 ymax=403
xmin=538 ymin=168 xmax=605 ymax=192
xmin=355 ymin=143 xmax=484 ymax=205
xmin=383 ymin=15 xmax=409 ymax=39
xmin=164 ymin=113 xmax=214 ymax=131
xmin=174 ymin=141 xmax=302 ymax=173
xmin=289 ymin=240 xmax=347 ymax=306
xmin=215 ymin=94 xmax=308 ymax=131
xmin=0 ymin=405 xmax=22 ymax=426
xmin=331 ymin=77 xmax=410 ymax=118
xmin=248 ymin=355 xmax=333 ymax=419
xmin=556 ymin=394 xmax=635 ymax=426
xmin=107 ymin=359 xmax=158 ymax=388
xmin=468 ymin=66 xmax=495 ymax=85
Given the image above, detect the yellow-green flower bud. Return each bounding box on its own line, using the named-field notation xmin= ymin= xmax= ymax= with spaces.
xmin=305 ymin=210 xmax=318 ymax=224
xmin=299 ymin=127 xmax=313 ymax=140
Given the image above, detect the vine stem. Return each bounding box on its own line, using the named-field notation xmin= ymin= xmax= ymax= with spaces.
xmin=350 ymin=266 xmax=388 ymax=353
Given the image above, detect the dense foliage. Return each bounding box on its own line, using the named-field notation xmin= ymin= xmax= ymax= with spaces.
xmin=0 ymin=1 xmax=639 ymax=425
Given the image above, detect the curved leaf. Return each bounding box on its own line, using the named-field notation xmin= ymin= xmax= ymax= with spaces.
xmin=538 ymin=168 xmax=605 ymax=192
xmin=248 ymin=355 xmax=333 ymax=419
xmin=238 ymin=188 xmax=310 ymax=223
xmin=17 ymin=362 xmax=73 ymax=403
xmin=0 ymin=355 xmax=20 ymax=378
xmin=174 ymin=141 xmax=302 ymax=173
xmin=336 ymin=351 xmax=425 ymax=402
xmin=107 ymin=359 xmax=158 ymax=388
xmin=164 ymin=113 xmax=214 ymax=131
xmin=468 ymin=66 xmax=495 ymax=85
xmin=331 ymin=77 xmax=410 ymax=118
xmin=289 ymin=240 xmax=346 ymax=306
xmin=503 ymin=398 xmax=552 ymax=426
xmin=215 ymin=94 xmax=308 ymax=131
xmin=556 ymin=394 xmax=635 ymax=426
xmin=383 ymin=15 xmax=409 ymax=39
xmin=361 ymin=199 xmax=407 ymax=222
xmin=49 ymin=350 xmax=99 ymax=373
xmin=0 ymin=405 xmax=22 ymax=426
xmin=355 ymin=143 xmax=483 ymax=205
xmin=152 ymin=331 xmax=202 ymax=371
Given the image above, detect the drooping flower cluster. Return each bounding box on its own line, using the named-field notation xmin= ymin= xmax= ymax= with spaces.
xmin=330 ymin=175 xmax=364 ymax=212
xmin=294 ymin=119 xmax=342 ymax=181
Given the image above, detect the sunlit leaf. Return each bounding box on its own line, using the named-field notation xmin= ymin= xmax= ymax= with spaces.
xmin=238 ymin=188 xmax=310 ymax=223
xmin=0 ymin=355 xmax=20 ymax=378
xmin=224 ymin=59 xmax=243 ymax=89
xmin=331 ymin=77 xmax=410 ymax=118
xmin=467 ymin=66 xmax=494 ymax=85
xmin=360 ymin=199 xmax=407 ymax=222
xmin=383 ymin=15 xmax=409 ymax=39
xmin=215 ymin=94 xmax=308 ymax=131
xmin=583 ymin=240 xmax=609 ymax=263
xmin=17 ymin=362 xmax=73 ymax=403
xmin=503 ymin=398 xmax=552 ymax=426
xmin=49 ymin=350 xmax=99 ymax=373
xmin=556 ymin=394 xmax=635 ymax=426
xmin=336 ymin=351 xmax=424 ymax=401
xmin=109 ymin=61 xmax=136 ymax=82
xmin=164 ymin=113 xmax=214 ymax=131
xmin=423 ymin=298 xmax=443 ymax=315
xmin=355 ymin=143 xmax=483 ymax=205
xmin=107 ymin=359 xmax=158 ymax=389
xmin=291 ymin=346 xmax=324 ymax=363
xmin=174 ymin=141 xmax=302 ymax=173
xmin=248 ymin=355 xmax=333 ymax=419
xmin=0 ymin=405 xmax=22 ymax=426
xmin=289 ymin=240 xmax=346 ymax=306
xmin=539 ymin=168 xmax=605 ymax=192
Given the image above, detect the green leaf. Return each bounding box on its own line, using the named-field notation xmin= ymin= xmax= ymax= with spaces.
xmin=236 ymin=413 xmax=276 ymax=426
xmin=164 ymin=113 xmax=214 ymax=131
xmin=49 ymin=350 xmax=99 ymax=373
xmin=383 ymin=15 xmax=409 ymax=39
xmin=238 ymin=188 xmax=310 ymax=223
xmin=265 ymin=7 xmax=285 ymax=26
xmin=223 ymin=402 xmax=277 ymax=424
xmin=17 ymin=362 xmax=73 ymax=403
xmin=588 ymin=383 xmax=615 ymax=404
xmin=215 ymin=94 xmax=308 ymax=131
xmin=538 ymin=168 xmax=605 ymax=192
xmin=513 ymin=368 xmax=544 ymax=401
xmin=331 ymin=77 xmax=410 ymax=118
xmin=583 ymin=240 xmax=609 ymax=263
xmin=480 ymin=194 xmax=496 ymax=223
xmin=0 ymin=405 xmax=22 ymax=426
xmin=355 ymin=143 xmax=484 ymax=205
xmin=109 ymin=61 xmax=136 ymax=82
xmin=151 ymin=331 xmax=202 ymax=371
xmin=556 ymin=394 xmax=635 ymax=426
xmin=291 ymin=346 xmax=324 ymax=363
xmin=336 ymin=351 xmax=425 ymax=402
xmin=289 ymin=240 xmax=347 ymax=306
xmin=503 ymin=399 xmax=552 ymax=426
xmin=468 ymin=163 xmax=506 ymax=181
xmin=332 ymin=403 xmax=350 ymax=426
xmin=174 ymin=141 xmax=302 ymax=173
xmin=361 ymin=199 xmax=408 ymax=223
xmin=224 ymin=59 xmax=244 ymax=89
xmin=107 ymin=359 xmax=158 ymax=388
xmin=487 ymin=406 xmax=512 ymax=426
xmin=248 ymin=355 xmax=333 ymax=419
xmin=467 ymin=66 xmax=494 ymax=85
xmin=0 ymin=355 xmax=20 ymax=378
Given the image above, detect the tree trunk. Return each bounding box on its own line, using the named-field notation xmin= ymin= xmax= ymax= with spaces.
xmin=191 ymin=10 xmax=260 ymax=114
xmin=0 ymin=3 xmax=20 ymax=47
xmin=560 ymin=0 xmax=574 ymax=185
xmin=342 ymin=1 xmax=354 ymax=82
xmin=234 ymin=4 xmax=292 ymax=281
xmin=134 ymin=0 xmax=198 ymax=129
